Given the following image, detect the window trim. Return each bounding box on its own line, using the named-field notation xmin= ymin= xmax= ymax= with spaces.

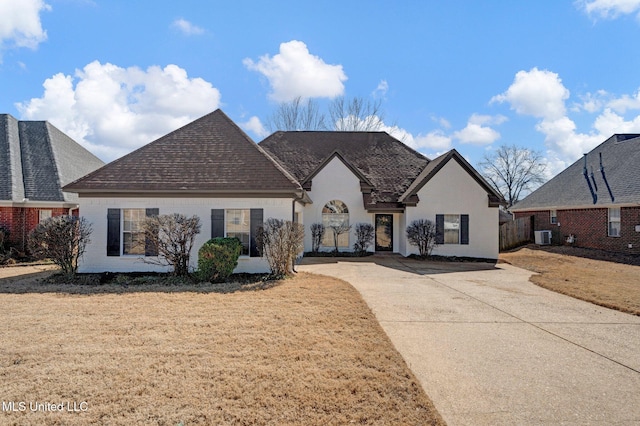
xmin=107 ymin=208 xmax=158 ymax=257
xmin=211 ymin=208 xmax=263 ymax=258
xmin=436 ymin=214 xmax=469 ymax=245
xmin=608 ymin=207 xmax=621 ymax=238
xmin=225 ymin=209 xmax=251 ymax=257
xmin=38 ymin=209 xmax=52 ymax=224
xmin=550 ymin=209 xmax=557 ymax=225
xmin=321 ymin=200 xmax=350 ymax=248
xmin=122 ymin=208 xmax=147 ymax=256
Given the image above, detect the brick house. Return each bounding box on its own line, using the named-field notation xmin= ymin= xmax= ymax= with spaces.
xmin=0 ymin=114 xmax=104 ymax=252
xmin=511 ymin=134 xmax=640 ymax=255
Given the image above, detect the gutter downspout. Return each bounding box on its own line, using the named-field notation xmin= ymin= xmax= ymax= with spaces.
xmin=599 ymin=152 xmax=615 ymax=203
xmin=291 ymin=192 xmax=305 ymax=273
xmin=583 ymin=154 xmax=597 ymax=204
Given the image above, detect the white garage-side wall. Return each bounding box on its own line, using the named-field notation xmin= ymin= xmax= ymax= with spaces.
xmin=403 ymin=160 xmax=499 ymax=259
xmin=302 ymin=157 xmax=374 ymax=252
xmin=78 ymin=196 xmax=293 ymax=274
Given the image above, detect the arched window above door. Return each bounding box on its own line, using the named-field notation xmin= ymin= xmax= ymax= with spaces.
xmin=322 ymin=200 xmax=349 ymax=248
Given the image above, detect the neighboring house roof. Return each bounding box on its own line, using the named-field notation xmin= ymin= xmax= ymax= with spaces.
xmin=259 ymin=131 xmax=429 ymax=210
xmin=399 ymin=149 xmax=504 ymax=207
xmin=511 ymin=134 xmax=640 ymax=211
xmin=64 ymin=109 xmax=303 ymax=195
xmin=0 ymin=114 xmax=104 ymax=205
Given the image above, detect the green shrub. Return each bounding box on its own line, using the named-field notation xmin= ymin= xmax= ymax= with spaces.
xmin=197 ymin=238 xmax=242 ymax=283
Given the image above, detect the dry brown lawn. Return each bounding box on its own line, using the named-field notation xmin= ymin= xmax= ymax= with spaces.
xmin=0 ymin=267 xmax=444 ymax=425
xmin=501 ymin=246 xmax=640 ymax=316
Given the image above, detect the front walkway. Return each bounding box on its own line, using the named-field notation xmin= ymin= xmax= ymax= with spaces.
xmin=299 ymin=255 xmax=640 ymax=425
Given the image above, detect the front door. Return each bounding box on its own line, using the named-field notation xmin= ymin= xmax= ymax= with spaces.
xmin=375 ymin=214 xmax=393 ymax=251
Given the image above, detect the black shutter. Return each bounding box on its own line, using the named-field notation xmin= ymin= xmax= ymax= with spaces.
xmin=211 ymin=209 xmax=224 ymax=238
xmin=435 ymin=214 xmax=444 ymax=245
xmin=460 ymin=214 xmax=469 ymax=245
xmin=250 ymin=208 xmax=263 ymax=257
xmin=107 ymin=209 xmax=121 ymax=256
xmin=145 ymin=208 xmax=159 ymax=256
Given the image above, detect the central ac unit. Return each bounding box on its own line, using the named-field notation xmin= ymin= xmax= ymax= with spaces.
xmin=534 ymin=230 xmax=552 ymax=245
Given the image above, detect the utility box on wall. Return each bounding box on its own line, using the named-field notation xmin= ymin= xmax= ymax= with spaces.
xmin=534 ymin=230 xmax=552 ymax=245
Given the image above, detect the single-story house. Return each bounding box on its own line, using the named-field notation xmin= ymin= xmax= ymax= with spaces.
xmin=64 ymin=109 xmax=504 ymax=274
xmin=0 ymin=114 xmax=105 ymax=251
xmin=511 ymin=134 xmax=640 ymax=254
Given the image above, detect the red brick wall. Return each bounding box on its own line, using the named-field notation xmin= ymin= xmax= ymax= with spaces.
xmin=514 ymin=207 xmax=640 ymax=255
xmin=0 ymin=207 xmax=69 ymax=252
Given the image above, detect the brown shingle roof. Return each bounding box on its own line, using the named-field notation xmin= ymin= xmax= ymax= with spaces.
xmin=259 ymin=131 xmax=429 ymax=208
xmin=64 ymin=110 xmax=302 ymax=195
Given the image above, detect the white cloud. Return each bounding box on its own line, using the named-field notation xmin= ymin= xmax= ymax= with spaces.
xmin=577 ymin=0 xmax=640 ymax=19
xmin=572 ymin=90 xmax=609 ymax=113
xmin=16 ymin=61 xmax=221 ymax=161
xmin=243 ymin=40 xmax=347 ymax=102
xmin=452 ymin=114 xmax=505 ymax=145
xmin=431 ymin=115 xmax=451 ymax=129
xmin=0 ymin=0 xmax=50 ymax=55
xmin=491 ymin=68 xmax=569 ymax=120
xmin=171 ymin=18 xmax=205 ymax=35
xmin=410 ymin=130 xmax=453 ymax=151
xmin=241 ymin=116 xmax=269 ymax=139
xmin=453 ymin=123 xmax=501 ymax=145
xmin=606 ymin=90 xmax=640 ymax=113
xmin=372 ymin=80 xmax=389 ymax=98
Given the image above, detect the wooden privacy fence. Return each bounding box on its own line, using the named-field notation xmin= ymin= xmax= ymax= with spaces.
xmin=499 ymin=216 xmax=533 ymax=251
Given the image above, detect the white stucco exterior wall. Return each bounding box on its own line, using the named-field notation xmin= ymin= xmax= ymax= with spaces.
xmin=302 ymin=157 xmax=376 ymax=252
xmin=403 ymin=160 xmax=499 ymax=259
xmin=78 ymin=196 xmax=293 ymax=274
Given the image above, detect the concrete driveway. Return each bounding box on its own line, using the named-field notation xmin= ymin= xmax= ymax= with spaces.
xmin=299 ymin=255 xmax=640 ymax=425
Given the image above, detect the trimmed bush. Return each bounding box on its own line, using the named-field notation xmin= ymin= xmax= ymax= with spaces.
xmin=406 ymin=219 xmax=438 ymax=257
xmin=197 ymin=237 xmax=242 ymax=283
xmin=257 ymin=218 xmax=304 ymax=278
xmin=310 ymin=223 xmax=325 ymax=253
xmin=28 ymin=215 xmax=92 ymax=277
xmin=353 ymin=223 xmax=374 ymax=255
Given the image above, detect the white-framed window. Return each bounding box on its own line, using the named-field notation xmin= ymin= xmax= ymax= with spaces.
xmin=226 ymin=209 xmax=250 ymax=255
xmin=322 ymin=200 xmax=349 ymax=248
xmin=608 ymin=207 xmax=621 ymax=237
xmin=550 ymin=210 xmax=557 ymax=224
xmin=444 ymin=214 xmax=461 ymax=244
xmin=123 ymin=208 xmax=146 ymax=255
xmin=38 ymin=209 xmax=52 ymax=223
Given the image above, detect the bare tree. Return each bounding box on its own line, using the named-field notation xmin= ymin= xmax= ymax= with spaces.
xmin=329 ymin=96 xmax=386 ymax=131
xmin=406 ymin=219 xmax=438 ymax=257
xmin=266 ymin=96 xmax=390 ymax=132
xmin=266 ymin=97 xmax=327 ymax=131
xmin=28 ymin=216 xmax=92 ymax=277
xmin=328 ymin=222 xmax=352 ymax=253
xmin=257 ymin=218 xmax=305 ymax=277
xmin=478 ymin=144 xmax=547 ymax=207
xmin=141 ymin=213 xmax=201 ymax=276
xmin=310 ymin=223 xmax=325 ymax=253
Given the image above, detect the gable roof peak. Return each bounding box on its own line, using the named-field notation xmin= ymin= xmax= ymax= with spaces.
xmin=400 ymin=148 xmax=504 ymax=206
xmin=64 ymin=108 xmax=302 ymax=194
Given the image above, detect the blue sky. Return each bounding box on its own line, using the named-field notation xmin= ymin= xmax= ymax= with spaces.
xmin=2 ymin=0 xmax=640 ymax=177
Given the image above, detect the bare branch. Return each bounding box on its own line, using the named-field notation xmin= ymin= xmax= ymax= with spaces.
xmin=266 ymin=97 xmax=327 ymax=131
xmin=478 ymin=144 xmax=547 ymax=207
xmin=329 ymin=96 xmax=385 ymax=131
xmin=141 ymin=213 xmax=202 ymax=276
xmin=28 ymin=216 xmax=92 ymax=277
